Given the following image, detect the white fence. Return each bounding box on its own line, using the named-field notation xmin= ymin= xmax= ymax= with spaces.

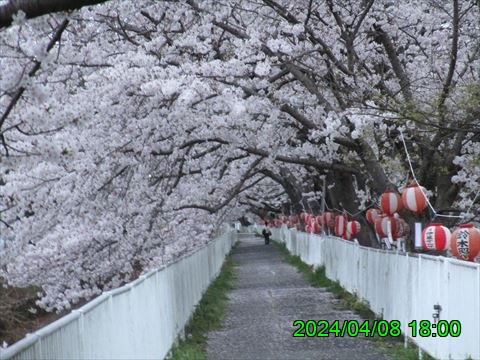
xmin=271 ymin=226 xmax=480 ymax=360
xmin=0 ymin=228 xmax=237 ymax=360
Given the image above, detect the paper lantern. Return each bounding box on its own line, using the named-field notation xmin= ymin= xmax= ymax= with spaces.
xmin=312 ymin=220 xmax=320 ymax=234
xmin=346 ymin=221 xmax=361 ymax=240
xmin=305 ymin=224 xmax=312 ymax=233
xmin=396 ymin=218 xmax=410 ymax=238
xmin=334 ymin=214 xmax=347 ymax=237
xmin=451 ymin=224 xmax=480 ymax=261
xmin=305 ymin=214 xmax=313 ymax=226
xmin=402 ymin=184 xmax=428 ymax=215
xmin=422 ymin=223 xmax=451 ymax=251
xmin=366 ymin=208 xmax=382 ymax=224
xmin=300 ymin=212 xmax=308 ymax=222
xmin=323 ymin=212 xmax=335 ymax=228
xmin=380 ymin=190 xmax=403 ymax=216
xmin=374 ymin=216 xmax=398 ymax=238
xmin=316 ymin=215 xmax=323 ymax=225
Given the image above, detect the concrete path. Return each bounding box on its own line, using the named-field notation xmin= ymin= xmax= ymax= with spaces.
xmin=205 ymin=235 xmax=390 ymax=360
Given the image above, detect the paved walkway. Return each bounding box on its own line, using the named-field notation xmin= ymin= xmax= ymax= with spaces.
xmin=205 ymin=235 xmax=390 ymax=360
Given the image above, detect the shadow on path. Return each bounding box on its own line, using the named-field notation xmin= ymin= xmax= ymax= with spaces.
xmin=205 ymin=235 xmax=390 ymax=360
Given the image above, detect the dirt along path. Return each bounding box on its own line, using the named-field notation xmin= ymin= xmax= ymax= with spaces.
xmin=205 ymin=235 xmax=390 ymax=360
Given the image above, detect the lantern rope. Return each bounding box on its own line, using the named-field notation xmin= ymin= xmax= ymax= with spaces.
xmin=399 ymin=129 xmax=464 ymax=220
xmin=324 ymin=202 xmax=376 ymax=218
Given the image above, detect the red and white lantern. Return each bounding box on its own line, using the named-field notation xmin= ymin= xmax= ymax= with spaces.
xmin=346 ymin=221 xmax=361 ymax=240
xmin=451 ymin=224 xmax=480 ymax=261
xmin=300 ymin=212 xmax=308 ymax=222
xmin=380 ymin=190 xmax=403 ymax=216
xmin=422 ymin=223 xmax=451 ymax=251
xmin=323 ymin=212 xmax=335 ymax=228
xmin=402 ymin=184 xmax=428 ymax=215
xmin=316 ymin=215 xmax=323 ymax=226
xmin=374 ymin=216 xmax=398 ymax=238
xmin=396 ymin=218 xmax=410 ymax=238
xmin=366 ymin=208 xmax=382 ymax=224
xmin=305 ymin=214 xmax=313 ymax=226
xmin=334 ymin=214 xmax=348 ymax=237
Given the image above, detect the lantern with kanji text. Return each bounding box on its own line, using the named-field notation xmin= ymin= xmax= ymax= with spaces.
xmin=421 ymin=223 xmax=451 ymax=251
xmin=451 ymin=224 xmax=480 ymax=261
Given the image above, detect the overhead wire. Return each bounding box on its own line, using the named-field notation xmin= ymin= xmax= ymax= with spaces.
xmin=399 ymin=129 xmax=464 ymax=221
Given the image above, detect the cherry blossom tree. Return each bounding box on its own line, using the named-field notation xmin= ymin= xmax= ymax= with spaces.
xmin=0 ymin=0 xmax=479 ymax=311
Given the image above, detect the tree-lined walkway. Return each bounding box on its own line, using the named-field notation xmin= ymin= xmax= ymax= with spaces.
xmin=206 ymin=235 xmax=389 ymax=360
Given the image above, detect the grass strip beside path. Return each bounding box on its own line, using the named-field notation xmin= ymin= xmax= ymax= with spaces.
xmin=273 ymin=241 xmax=435 ymax=360
xmin=167 ymin=250 xmax=235 ymax=360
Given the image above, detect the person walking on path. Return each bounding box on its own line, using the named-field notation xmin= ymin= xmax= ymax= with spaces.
xmin=262 ymin=227 xmax=272 ymax=245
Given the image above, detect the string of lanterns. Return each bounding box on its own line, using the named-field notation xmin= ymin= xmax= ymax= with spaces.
xmin=262 ymin=183 xmax=480 ymax=262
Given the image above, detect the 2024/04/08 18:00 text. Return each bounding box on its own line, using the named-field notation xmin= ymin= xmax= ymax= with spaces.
xmin=292 ymin=320 xmax=461 ymax=338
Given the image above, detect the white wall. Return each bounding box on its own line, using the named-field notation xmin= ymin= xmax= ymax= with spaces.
xmin=0 ymin=228 xmax=237 ymax=360
xmin=271 ymin=226 xmax=480 ymax=360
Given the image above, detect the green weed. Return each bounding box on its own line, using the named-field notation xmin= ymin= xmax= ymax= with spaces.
xmin=167 ymin=252 xmax=235 ymax=360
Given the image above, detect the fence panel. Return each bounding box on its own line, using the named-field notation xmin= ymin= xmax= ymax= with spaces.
xmin=1 ymin=228 xmax=237 ymax=360
xmin=270 ymin=226 xmax=480 ymax=360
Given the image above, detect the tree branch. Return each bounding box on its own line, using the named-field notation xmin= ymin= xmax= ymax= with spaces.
xmin=242 ymin=146 xmax=359 ymax=174
xmin=175 ymin=158 xmax=263 ymax=214
xmin=370 ymin=24 xmax=413 ymax=102
xmin=438 ymin=0 xmax=459 ymax=116
xmin=0 ymin=0 xmax=108 ymax=29
xmin=0 ymin=18 xmax=69 ymax=155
